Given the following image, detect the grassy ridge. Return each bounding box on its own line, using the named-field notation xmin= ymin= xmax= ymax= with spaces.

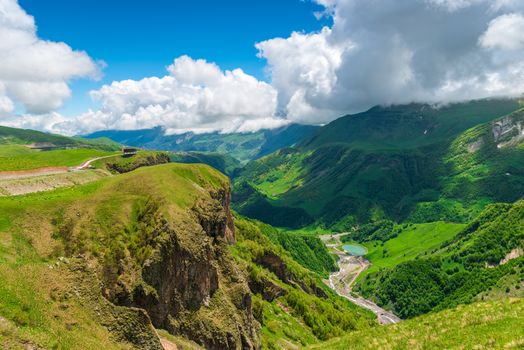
xmin=308 ymin=298 xmax=524 ymax=350
xmin=0 ymin=146 xmax=117 ymax=171
xmin=0 ymin=164 xmax=233 ymax=349
xmin=169 ymin=151 xmax=241 ymax=176
xmin=0 ymin=126 xmax=121 ymax=172
xmin=0 ymin=125 xmax=119 ymax=150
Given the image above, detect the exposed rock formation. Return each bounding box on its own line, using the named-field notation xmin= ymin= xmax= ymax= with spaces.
xmin=54 ymin=165 xmax=260 ymax=349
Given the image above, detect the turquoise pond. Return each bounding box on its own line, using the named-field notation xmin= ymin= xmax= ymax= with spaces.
xmin=342 ymin=244 xmax=367 ymax=256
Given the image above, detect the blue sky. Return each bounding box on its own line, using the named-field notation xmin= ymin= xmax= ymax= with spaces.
xmin=19 ymin=0 xmax=330 ymax=116
xmin=4 ymin=0 xmax=524 ymax=136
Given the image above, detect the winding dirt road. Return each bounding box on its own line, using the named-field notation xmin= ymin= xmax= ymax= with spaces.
xmin=321 ymin=233 xmax=401 ymax=325
xmin=0 ymin=154 xmax=120 ymax=196
xmin=73 ymin=154 xmax=119 ymax=170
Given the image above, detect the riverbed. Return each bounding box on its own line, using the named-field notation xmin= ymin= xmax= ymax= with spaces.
xmin=321 ymin=234 xmax=401 ymax=325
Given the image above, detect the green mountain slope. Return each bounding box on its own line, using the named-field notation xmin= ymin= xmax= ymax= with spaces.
xmin=0 ymin=164 xmax=260 ymax=349
xmin=232 ymin=216 xmax=374 ymax=349
xmin=170 ymin=151 xmax=241 ymax=176
xmin=234 ymin=99 xmax=524 ymax=228
xmin=85 ymin=124 xmax=320 ymax=163
xmin=308 ymin=297 xmax=524 ymax=350
xmin=302 ymin=99 xmax=521 ymax=150
xmin=0 ymin=159 xmax=374 ymax=349
xmin=0 ymin=125 xmax=121 ymax=172
xmin=354 ymin=201 xmax=524 ymax=319
xmin=0 ymin=125 xmax=119 ymax=150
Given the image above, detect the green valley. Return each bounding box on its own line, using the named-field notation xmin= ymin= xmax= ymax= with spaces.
xmin=0 ymin=100 xmax=523 ymax=349
xmin=343 ymin=221 xmax=465 ymax=279
xmin=3 ymin=1 xmax=524 ymax=349
xmin=355 ymin=201 xmax=524 ymax=319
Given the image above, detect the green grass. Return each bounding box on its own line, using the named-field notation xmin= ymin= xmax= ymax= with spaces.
xmin=0 ymin=163 xmax=230 ymax=349
xmin=307 ymin=298 xmax=524 ymax=350
xmin=251 ymin=151 xmax=308 ymax=198
xmin=0 ymin=146 xmax=117 ymax=171
xmin=358 ymin=222 xmax=465 ymax=279
xmin=0 ymin=180 xmax=131 ymax=349
xmin=91 ymin=150 xmax=169 ymax=174
xmin=169 ymin=151 xmax=241 ymax=176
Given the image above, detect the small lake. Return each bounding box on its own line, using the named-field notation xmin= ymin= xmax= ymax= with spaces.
xmin=342 ymin=244 xmax=367 ymax=256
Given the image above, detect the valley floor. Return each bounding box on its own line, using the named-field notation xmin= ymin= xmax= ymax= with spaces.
xmin=321 ymin=234 xmax=401 ymax=325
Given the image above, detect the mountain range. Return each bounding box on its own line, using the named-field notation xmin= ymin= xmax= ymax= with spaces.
xmin=85 ymin=124 xmax=319 ymax=163
xmin=233 ymin=99 xmax=524 ymax=229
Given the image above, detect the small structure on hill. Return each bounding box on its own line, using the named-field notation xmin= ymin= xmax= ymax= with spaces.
xmin=122 ymin=147 xmax=138 ymax=157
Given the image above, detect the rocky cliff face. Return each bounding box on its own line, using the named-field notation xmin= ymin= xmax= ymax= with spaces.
xmin=492 ymin=111 xmax=524 ymax=148
xmin=53 ymin=165 xmax=260 ymax=349
xmin=115 ymin=188 xmax=260 ymax=349
xmin=128 ymin=187 xmax=259 ymax=349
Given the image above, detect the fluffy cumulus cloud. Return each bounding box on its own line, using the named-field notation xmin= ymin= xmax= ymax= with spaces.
xmin=480 ymin=13 xmax=524 ymax=50
xmin=65 ymin=56 xmax=282 ymax=135
xmin=257 ymin=0 xmax=524 ymax=124
xmin=0 ymin=0 xmax=100 ymax=115
xmin=5 ymin=0 xmax=524 ymax=134
xmin=4 ymin=56 xmax=283 ymax=135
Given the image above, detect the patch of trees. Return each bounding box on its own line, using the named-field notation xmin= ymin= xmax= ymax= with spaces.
xmin=343 ymin=220 xmax=401 ymax=243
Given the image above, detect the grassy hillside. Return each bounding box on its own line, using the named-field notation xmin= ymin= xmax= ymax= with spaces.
xmin=302 ymin=99 xmax=521 ymax=150
xmin=0 ymin=146 xmax=117 ymax=171
xmin=85 ymin=124 xmax=319 ymax=163
xmin=232 ymin=216 xmax=374 ymax=349
xmin=170 ymin=151 xmax=241 ymax=176
xmin=234 ymin=99 xmax=524 ymax=229
xmin=0 ymin=125 xmax=121 ymax=172
xmin=342 ymin=221 xmax=465 ymax=279
xmin=0 ymin=125 xmax=119 ymax=150
xmin=92 ymin=151 xmax=170 ymax=174
xmin=0 ymin=164 xmax=264 ymax=349
xmin=308 ymin=298 xmax=524 ymax=350
xmin=355 ymin=201 xmax=524 ymax=319
xmin=0 ymin=156 xmax=375 ymax=349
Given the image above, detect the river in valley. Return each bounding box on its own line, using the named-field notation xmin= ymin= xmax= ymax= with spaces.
xmin=321 ymin=234 xmax=401 ymax=325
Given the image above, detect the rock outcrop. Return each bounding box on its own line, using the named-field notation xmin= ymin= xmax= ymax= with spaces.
xmin=123 ymin=186 xmax=259 ymax=349
xmin=53 ymin=164 xmax=261 ymax=349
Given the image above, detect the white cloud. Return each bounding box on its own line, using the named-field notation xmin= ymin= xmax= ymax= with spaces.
xmin=83 ymin=56 xmax=280 ymax=134
xmin=29 ymin=56 xmax=281 ymax=135
xmin=5 ymin=0 xmax=524 ymax=135
xmin=256 ymin=28 xmax=351 ymax=123
xmin=480 ymin=13 xmax=524 ymax=50
xmin=256 ymin=0 xmax=524 ymax=124
xmin=0 ymin=0 xmax=100 ymax=115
